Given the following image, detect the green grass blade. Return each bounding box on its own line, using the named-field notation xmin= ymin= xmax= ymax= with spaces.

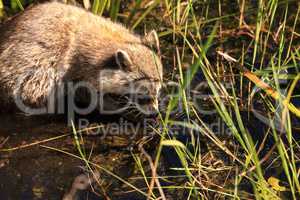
xmin=109 ymin=0 xmax=120 ymax=21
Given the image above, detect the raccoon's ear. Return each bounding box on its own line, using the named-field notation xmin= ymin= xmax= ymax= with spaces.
xmin=142 ymin=30 xmax=160 ymax=51
xmin=115 ymin=50 xmax=133 ymax=70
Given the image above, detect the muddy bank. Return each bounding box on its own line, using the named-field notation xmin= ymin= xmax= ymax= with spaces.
xmin=0 ymin=115 xmax=143 ymax=199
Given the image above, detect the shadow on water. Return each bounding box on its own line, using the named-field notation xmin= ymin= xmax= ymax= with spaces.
xmin=0 ymin=113 xmax=147 ymax=200
xmin=0 ymin=114 xmax=80 ymax=200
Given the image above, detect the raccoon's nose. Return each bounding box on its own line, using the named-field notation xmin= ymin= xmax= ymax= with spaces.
xmin=147 ymin=111 xmax=158 ymax=118
xmin=135 ymin=95 xmax=159 ymax=115
xmin=136 ymin=95 xmax=154 ymax=105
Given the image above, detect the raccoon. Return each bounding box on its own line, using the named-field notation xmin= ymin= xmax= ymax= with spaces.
xmin=0 ymin=2 xmax=163 ymax=119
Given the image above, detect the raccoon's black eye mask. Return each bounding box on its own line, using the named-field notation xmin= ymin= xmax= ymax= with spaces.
xmin=100 ymin=56 xmax=120 ymax=70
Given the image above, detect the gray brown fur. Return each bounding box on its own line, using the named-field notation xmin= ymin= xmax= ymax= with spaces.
xmin=0 ymin=2 xmax=163 ymax=113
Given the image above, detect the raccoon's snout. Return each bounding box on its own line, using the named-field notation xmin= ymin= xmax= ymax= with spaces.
xmin=124 ymin=94 xmax=157 ymax=106
xmin=133 ymin=94 xmax=159 ymax=116
xmin=105 ymin=92 xmax=159 ymax=119
xmin=136 ymin=95 xmax=154 ymax=105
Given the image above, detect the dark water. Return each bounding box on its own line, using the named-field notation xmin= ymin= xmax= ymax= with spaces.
xmin=0 ymin=114 xmax=152 ymax=200
xmin=0 ymin=115 xmax=79 ymax=199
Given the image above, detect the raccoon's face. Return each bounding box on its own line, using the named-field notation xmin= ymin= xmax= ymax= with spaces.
xmin=97 ymin=32 xmax=163 ymax=119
